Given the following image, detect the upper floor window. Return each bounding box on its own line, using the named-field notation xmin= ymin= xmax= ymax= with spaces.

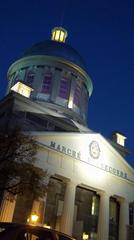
xmin=41 ymin=71 xmax=52 ymax=94
xmin=59 ymin=77 xmax=70 ymax=99
xmin=26 ymin=70 xmax=35 ymax=86
xmin=82 ymin=84 xmax=88 ymax=110
xmin=74 ymin=81 xmax=81 ymax=107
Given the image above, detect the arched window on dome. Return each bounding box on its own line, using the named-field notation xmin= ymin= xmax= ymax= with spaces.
xmin=41 ymin=70 xmax=52 ymax=94
xmin=59 ymin=76 xmax=70 ymax=99
xmin=74 ymin=80 xmax=81 ymax=107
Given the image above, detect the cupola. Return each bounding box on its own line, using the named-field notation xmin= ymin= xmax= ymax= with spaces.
xmin=51 ymin=27 xmax=68 ymax=43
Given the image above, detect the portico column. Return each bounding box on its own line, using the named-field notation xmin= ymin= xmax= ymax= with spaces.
xmin=97 ymin=192 xmax=110 ymax=240
xmin=0 ymin=192 xmax=16 ymax=222
xmin=60 ymin=181 xmax=76 ymax=236
xmin=31 ymin=194 xmax=47 ymax=225
xmin=119 ymin=198 xmax=129 ymax=240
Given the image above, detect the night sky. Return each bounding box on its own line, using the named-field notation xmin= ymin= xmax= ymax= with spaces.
xmin=0 ymin=0 xmax=134 ymax=166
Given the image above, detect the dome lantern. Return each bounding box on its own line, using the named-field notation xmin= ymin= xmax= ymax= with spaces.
xmin=51 ymin=26 xmax=68 ymax=43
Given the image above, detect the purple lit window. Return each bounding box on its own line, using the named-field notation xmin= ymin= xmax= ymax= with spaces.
xmin=41 ymin=74 xmax=52 ymax=94
xmin=74 ymin=82 xmax=81 ymax=106
xmin=25 ymin=70 xmax=35 ymax=86
xmin=83 ymin=85 xmax=88 ymax=110
xmin=59 ymin=77 xmax=70 ymax=99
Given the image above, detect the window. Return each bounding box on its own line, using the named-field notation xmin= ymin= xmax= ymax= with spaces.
xmin=129 ymin=204 xmax=134 ymax=225
xmin=41 ymin=72 xmax=52 ymax=94
xmin=26 ymin=70 xmax=35 ymax=86
xmin=91 ymin=196 xmax=99 ymax=216
xmin=74 ymin=81 xmax=81 ymax=107
xmin=82 ymin=84 xmax=88 ymax=111
xmin=73 ymin=187 xmax=99 ymax=240
xmin=110 ymin=201 xmax=117 ymax=223
xmin=59 ymin=77 xmax=70 ymax=99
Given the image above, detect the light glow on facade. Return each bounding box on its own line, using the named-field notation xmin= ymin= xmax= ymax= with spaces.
xmin=31 ymin=212 xmax=39 ymax=223
xmin=68 ymin=99 xmax=73 ymax=109
xmin=11 ymin=82 xmax=33 ymax=98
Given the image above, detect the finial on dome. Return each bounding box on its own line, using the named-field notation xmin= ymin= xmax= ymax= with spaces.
xmin=51 ymin=27 xmax=68 ymax=43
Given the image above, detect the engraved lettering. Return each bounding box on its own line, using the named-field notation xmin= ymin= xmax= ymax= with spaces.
xmin=57 ymin=144 xmax=61 ymax=151
xmin=72 ymin=151 xmax=76 ymax=158
xmin=50 ymin=141 xmax=56 ymax=148
xmin=77 ymin=152 xmax=81 ymax=160
xmin=67 ymin=149 xmax=71 ymax=155
xmin=62 ymin=146 xmax=66 ymax=153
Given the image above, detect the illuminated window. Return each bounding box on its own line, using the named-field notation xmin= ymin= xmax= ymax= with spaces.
xmin=59 ymin=77 xmax=70 ymax=99
xmin=41 ymin=72 xmax=52 ymax=94
xmin=82 ymin=84 xmax=88 ymax=110
xmin=26 ymin=70 xmax=35 ymax=86
xmin=74 ymin=81 xmax=81 ymax=106
xmin=109 ymin=198 xmax=119 ymax=224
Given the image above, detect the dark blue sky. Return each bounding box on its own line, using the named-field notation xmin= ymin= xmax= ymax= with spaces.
xmin=0 ymin=0 xmax=134 ymax=166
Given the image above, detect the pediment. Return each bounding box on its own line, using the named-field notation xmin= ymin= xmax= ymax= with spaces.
xmin=33 ymin=131 xmax=134 ymax=185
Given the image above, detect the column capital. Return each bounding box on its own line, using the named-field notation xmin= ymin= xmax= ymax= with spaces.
xmin=117 ymin=196 xmax=129 ymax=204
xmin=97 ymin=190 xmax=111 ymax=198
xmin=65 ymin=179 xmax=77 ymax=187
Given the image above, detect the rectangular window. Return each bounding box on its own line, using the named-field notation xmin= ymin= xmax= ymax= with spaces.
xmin=41 ymin=74 xmax=52 ymax=94
xmin=129 ymin=207 xmax=134 ymax=225
xmin=59 ymin=77 xmax=70 ymax=99
xmin=74 ymin=82 xmax=81 ymax=106
xmin=24 ymin=69 xmax=35 ymax=86
xmin=26 ymin=73 xmax=34 ymax=86
xmin=82 ymin=84 xmax=88 ymax=110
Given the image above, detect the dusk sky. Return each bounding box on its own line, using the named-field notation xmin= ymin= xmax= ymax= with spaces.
xmin=0 ymin=0 xmax=134 ymax=166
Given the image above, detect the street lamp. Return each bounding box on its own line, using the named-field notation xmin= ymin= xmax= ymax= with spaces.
xmin=83 ymin=232 xmax=89 ymax=240
xmin=27 ymin=212 xmax=39 ymax=225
